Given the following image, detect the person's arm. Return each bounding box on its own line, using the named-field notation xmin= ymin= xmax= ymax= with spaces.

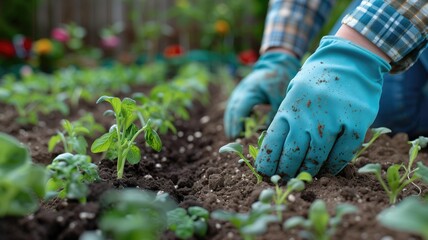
xmin=341 ymin=0 xmax=427 ymax=73
xmin=261 ymin=0 xmax=336 ymax=59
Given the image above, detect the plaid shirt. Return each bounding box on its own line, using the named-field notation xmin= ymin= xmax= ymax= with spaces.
xmin=261 ymin=0 xmax=428 ymax=73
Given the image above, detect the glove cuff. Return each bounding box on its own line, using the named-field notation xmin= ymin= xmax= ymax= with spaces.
xmin=253 ymin=51 xmax=301 ymax=73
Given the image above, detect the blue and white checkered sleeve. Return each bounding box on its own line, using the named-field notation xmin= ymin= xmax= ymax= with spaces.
xmin=342 ymin=0 xmax=428 ymax=73
xmin=260 ymin=0 xmax=335 ymax=59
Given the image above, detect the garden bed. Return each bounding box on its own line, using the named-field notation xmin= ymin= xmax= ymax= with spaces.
xmin=0 ymin=82 xmax=427 ymax=240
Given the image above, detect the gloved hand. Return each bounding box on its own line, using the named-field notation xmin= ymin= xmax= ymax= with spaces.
xmin=224 ymin=52 xmax=300 ymax=139
xmin=255 ymin=36 xmax=391 ymax=178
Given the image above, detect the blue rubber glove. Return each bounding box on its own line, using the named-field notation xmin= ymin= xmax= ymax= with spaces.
xmin=255 ymin=36 xmax=391 ymax=178
xmin=224 ymin=52 xmax=300 ymax=139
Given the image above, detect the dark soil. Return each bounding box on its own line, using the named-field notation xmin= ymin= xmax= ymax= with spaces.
xmin=0 ymin=85 xmax=427 ymax=240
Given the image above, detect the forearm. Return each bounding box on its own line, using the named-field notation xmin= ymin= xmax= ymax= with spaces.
xmin=261 ymin=0 xmax=336 ymax=59
xmin=340 ymin=0 xmax=428 ymax=73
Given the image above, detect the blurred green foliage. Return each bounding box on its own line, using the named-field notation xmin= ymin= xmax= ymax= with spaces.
xmin=0 ymin=0 xmax=40 ymax=38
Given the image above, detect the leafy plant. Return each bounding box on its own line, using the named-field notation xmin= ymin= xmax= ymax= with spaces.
xmin=0 ymin=133 xmax=48 ymax=216
xmin=352 ymin=127 xmax=391 ymax=163
xmin=284 ymin=199 xmax=358 ymax=240
xmin=219 ymin=131 xmax=266 ymax=183
xmin=167 ymin=206 xmax=209 ymax=239
xmin=242 ymin=111 xmax=267 ymax=139
xmin=81 ymin=189 xmax=177 ymax=240
xmin=46 ymin=153 xmax=99 ymax=203
xmin=212 ymin=201 xmax=280 ymax=240
xmin=261 ymin=173 xmax=312 ymax=220
xmin=91 ymin=96 xmax=162 ymax=179
xmin=358 ymin=136 xmax=428 ymax=204
xmin=378 ymin=196 xmax=428 ymax=240
xmin=48 ymin=119 xmax=90 ymax=154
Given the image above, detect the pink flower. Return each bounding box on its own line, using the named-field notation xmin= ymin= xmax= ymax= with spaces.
xmin=101 ymin=36 xmax=120 ymax=48
xmin=51 ymin=28 xmax=69 ymax=43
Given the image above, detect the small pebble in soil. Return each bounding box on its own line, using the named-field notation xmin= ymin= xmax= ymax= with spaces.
xmin=215 ymin=223 xmax=222 ymax=229
xmin=205 ymin=146 xmax=212 ymax=151
xmin=174 ymin=185 xmax=178 ymax=189
xmin=56 ymin=216 xmax=64 ymax=222
xmin=177 ymin=131 xmax=184 ymax=137
xmin=187 ymin=135 xmax=194 ymax=142
xmin=144 ymin=174 xmax=153 ymax=179
xmin=361 ymin=233 xmax=368 ymax=239
xmin=79 ymin=212 xmax=95 ymax=220
xmin=69 ymin=221 xmax=77 ymax=229
xmin=179 ymin=146 xmax=186 ymax=153
xmin=187 ymin=144 xmax=194 ymax=150
xmin=161 ymin=157 xmax=167 ymax=162
xmin=27 ymin=214 xmax=34 ymax=220
xmin=380 ymin=236 xmax=394 ymax=240
xmin=155 ymin=163 xmax=162 ymax=168
xmin=354 ymin=215 xmax=361 ymax=222
xmin=194 ymin=131 xmax=202 ymax=138
xmin=288 ymin=194 xmax=296 ymax=202
xmin=157 ymin=190 xmax=165 ymax=195
xmin=227 ymin=232 xmax=234 ymax=239
xmin=200 ymin=116 xmax=210 ymax=124
xmin=216 ymin=125 xmax=223 ymax=131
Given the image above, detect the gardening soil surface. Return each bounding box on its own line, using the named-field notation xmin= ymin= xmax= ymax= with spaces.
xmin=0 ymin=84 xmax=427 ymax=240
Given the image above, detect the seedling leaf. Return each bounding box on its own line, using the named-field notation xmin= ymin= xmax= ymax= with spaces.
xmin=357 ymin=163 xmax=381 ymax=174
xmin=283 ymin=216 xmax=305 ymax=229
xmin=249 ymin=145 xmax=258 ymax=160
xmin=415 ymin=162 xmax=428 ymax=184
xmin=270 ymin=175 xmax=281 ymax=185
xmin=188 ymin=206 xmax=209 ymax=219
xmin=126 ymin=145 xmax=141 ymax=164
xmin=145 ymin=128 xmax=162 ymax=152
xmin=91 ymin=132 xmax=115 ymax=153
xmin=219 ymin=142 xmax=243 ymax=155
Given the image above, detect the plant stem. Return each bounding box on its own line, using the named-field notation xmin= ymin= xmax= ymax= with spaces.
xmin=237 ymin=152 xmax=262 ymax=184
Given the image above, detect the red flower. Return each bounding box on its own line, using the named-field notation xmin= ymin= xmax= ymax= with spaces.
xmin=238 ymin=49 xmax=258 ymax=65
xmin=164 ymin=44 xmax=184 ymax=58
xmin=0 ymin=40 xmax=15 ymax=58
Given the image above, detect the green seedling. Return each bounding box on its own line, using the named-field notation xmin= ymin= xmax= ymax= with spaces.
xmin=263 ymin=173 xmax=312 ymax=220
xmin=49 ymin=119 xmax=90 ymax=154
xmin=219 ymin=131 xmax=267 ymax=183
xmin=212 ymin=201 xmax=280 ymax=240
xmin=378 ymin=196 xmax=428 ymax=240
xmin=0 ymin=133 xmax=48 ymax=216
xmin=91 ymin=96 xmax=162 ymax=179
xmin=81 ymin=189 xmax=177 ymax=240
xmin=358 ymin=136 xmax=428 ymax=204
xmin=46 ymin=153 xmax=99 ymax=203
xmin=352 ymin=127 xmax=391 ymax=163
xmin=243 ymin=112 xmax=267 ymax=139
xmin=284 ymin=199 xmax=358 ymax=240
xmin=167 ymin=206 xmax=209 ymax=239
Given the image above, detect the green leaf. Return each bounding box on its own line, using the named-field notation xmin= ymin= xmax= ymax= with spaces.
xmin=241 ymin=215 xmax=278 ymax=235
xmin=335 ymin=203 xmax=358 ymax=219
xmin=386 ymin=164 xmax=402 ymax=190
xmin=296 ymin=172 xmax=313 ymax=183
xmin=287 ymin=178 xmax=305 ymax=192
xmin=97 ymin=96 xmax=121 ymax=115
xmin=372 ymin=127 xmax=391 ymax=136
xmin=283 ymin=216 xmax=306 ymax=230
xmin=167 ymin=208 xmax=194 ymax=239
xmin=121 ymin=98 xmax=137 ymax=129
xmin=193 ymin=219 xmax=208 ymax=237
xmin=309 ymin=200 xmax=329 ymax=236
xmin=91 ymin=132 xmax=115 ymax=153
xmin=378 ymin=197 xmax=428 ymax=239
xmin=358 ymin=163 xmax=381 ymax=174
xmin=219 ymin=142 xmax=243 ymax=155
xmin=126 ymin=145 xmax=141 ymax=164
xmin=144 ymin=128 xmax=162 ymax=152
xmin=270 ymin=175 xmax=281 ymax=185
xmin=0 ymin=133 xmax=30 ymax=172
xmin=188 ymin=206 xmax=209 ymax=219
xmin=415 ymin=162 xmax=428 ymax=184
xmin=48 ymin=135 xmax=61 ymax=152
xmin=257 ymin=131 xmax=267 ymax=148
xmin=249 ymin=145 xmax=258 ymax=160
xmin=259 ymin=188 xmax=275 ymax=203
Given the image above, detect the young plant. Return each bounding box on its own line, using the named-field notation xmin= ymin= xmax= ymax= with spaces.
xmin=46 ymin=153 xmax=99 ymax=203
xmin=48 ymin=119 xmax=90 ymax=154
xmin=167 ymin=206 xmax=209 ymax=239
xmin=378 ymin=196 xmax=428 ymax=240
xmin=358 ymin=136 xmax=428 ymax=204
xmin=81 ymin=189 xmax=177 ymax=240
xmin=284 ymin=199 xmax=358 ymax=240
xmin=351 ymin=127 xmax=391 ymax=163
xmin=219 ymin=131 xmax=266 ymax=183
xmin=263 ymin=172 xmax=312 ymax=220
xmin=212 ymin=200 xmax=280 ymax=240
xmin=90 ymin=96 xmax=162 ymax=179
xmin=242 ymin=111 xmax=267 ymax=139
xmin=0 ymin=133 xmax=48 ymax=216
